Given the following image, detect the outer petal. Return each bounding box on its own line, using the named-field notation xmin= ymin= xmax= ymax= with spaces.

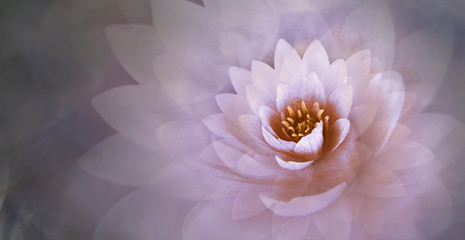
xmin=302 ymin=40 xmax=330 ymax=77
xmin=394 ymin=24 xmax=453 ymax=107
xmin=259 ymin=182 xmax=347 ymax=217
xmin=229 ymin=67 xmax=252 ymax=97
xmin=105 ymin=24 xmax=162 ymax=84
xmin=78 ymin=134 xmax=168 ymax=186
xmin=92 ymin=85 xmax=182 ymax=151
xmin=93 ymin=188 xmax=194 ymax=240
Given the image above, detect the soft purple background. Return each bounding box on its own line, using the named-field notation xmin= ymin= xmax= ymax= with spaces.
xmin=1 ymin=0 xmax=465 ymax=239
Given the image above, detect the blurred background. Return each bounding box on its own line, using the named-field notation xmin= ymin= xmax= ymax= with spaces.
xmin=0 ymin=0 xmax=464 ymax=239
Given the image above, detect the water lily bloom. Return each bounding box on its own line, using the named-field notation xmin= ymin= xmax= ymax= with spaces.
xmin=78 ymin=0 xmax=465 ymax=239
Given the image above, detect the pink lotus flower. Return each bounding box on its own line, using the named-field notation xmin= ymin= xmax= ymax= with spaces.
xmin=78 ymin=0 xmax=465 ymax=239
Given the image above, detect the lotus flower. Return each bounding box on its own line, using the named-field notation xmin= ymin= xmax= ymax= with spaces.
xmin=78 ymin=0 xmax=465 ymax=239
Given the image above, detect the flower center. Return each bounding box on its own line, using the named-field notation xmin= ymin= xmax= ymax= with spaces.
xmin=281 ymin=100 xmax=325 ymax=142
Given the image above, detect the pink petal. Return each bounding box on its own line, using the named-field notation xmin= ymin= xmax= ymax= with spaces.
xmin=325 ymin=118 xmax=350 ymax=153
xmin=152 ymin=163 xmax=212 ymax=201
xmin=216 ymin=93 xmax=253 ymax=120
xmin=356 ymin=161 xmax=406 ymax=198
xmin=93 ymin=188 xmax=193 ymax=240
xmin=237 ymin=154 xmax=279 ymax=176
xmin=152 ymin=0 xmax=220 ymax=56
xmin=202 ymin=113 xmax=246 ymax=139
xmin=312 ymin=197 xmax=352 ymax=240
xmin=246 ymin=84 xmax=276 ymax=113
xmin=325 ymin=85 xmax=353 ymax=120
xmin=262 ymin=126 xmax=296 ymax=152
xmin=276 ymin=83 xmax=298 ymax=112
xmin=271 ymin=216 xmax=312 ymax=240
xmin=300 ymin=72 xmax=326 ymax=106
xmin=212 ymin=140 xmax=243 ymax=169
xmin=153 ymin=53 xmax=228 ymax=105
xmin=182 ymin=201 xmax=248 ymax=240
xmin=259 ymin=182 xmax=347 ymax=217
xmin=218 ymin=0 xmax=279 ymax=68
xmin=229 ymin=66 xmax=252 ymax=96
xmin=338 ymin=1 xmax=395 ymax=71
xmin=394 ymin=24 xmax=453 ymax=107
xmin=232 ymin=190 xmax=268 ymax=220
xmin=251 ymin=60 xmax=278 ymax=95
xmin=348 ymin=104 xmax=377 ymax=138
xmin=274 ymin=39 xmax=302 ymax=72
xmin=156 ymin=121 xmax=211 ymax=159
xmin=294 ymin=122 xmax=324 ymax=159
xmin=78 ymin=134 xmax=169 ymax=187
xmin=275 ymin=155 xmax=314 ymax=171
xmin=320 ymin=59 xmax=348 ymax=95
xmin=258 ymin=106 xmax=280 ymax=137
xmin=105 ymin=24 xmax=162 ymax=84
xmin=302 ymin=40 xmax=330 ymax=77
xmin=92 ymin=85 xmax=181 ymax=151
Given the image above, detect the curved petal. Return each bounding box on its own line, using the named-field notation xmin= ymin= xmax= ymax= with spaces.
xmin=294 ymin=122 xmax=324 ymax=159
xmin=394 ymin=24 xmax=453 ymax=107
xmin=259 ymin=182 xmax=347 ymax=217
xmin=232 ymin=190 xmax=268 ymax=220
xmin=262 ymin=126 xmax=296 ymax=152
xmin=325 ymin=85 xmax=353 ymax=120
xmin=92 ymin=85 xmax=182 ymax=151
xmin=275 ymin=155 xmax=314 ymax=171
xmin=302 ymin=40 xmax=330 ymax=77
xmin=320 ymin=59 xmax=348 ymax=96
xmin=325 ymin=118 xmax=350 ymax=153
xmin=105 ymin=24 xmax=162 ymax=84
xmin=251 ymin=60 xmax=278 ymax=95
xmin=348 ymin=104 xmax=377 ymax=138
xmin=337 ymin=1 xmax=395 ymax=71
xmin=356 ymin=161 xmax=406 ymax=198
xmin=229 ymin=66 xmax=252 ymax=96
xmin=93 ymin=188 xmax=194 ymax=240
xmin=216 ymin=93 xmax=253 ymax=120
xmin=274 ymin=39 xmax=302 ymax=72
xmin=78 ymin=134 xmax=168 ymax=186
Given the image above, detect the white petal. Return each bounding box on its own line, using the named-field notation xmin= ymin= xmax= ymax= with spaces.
xmin=302 ymin=40 xmax=330 ymax=77
xmin=152 ymin=0 xmax=221 ymax=57
xmin=183 ymin=201 xmax=248 ymax=240
xmin=152 ymin=163 xmax=212 ymax=201
xmin=271 ymin=216 xmax=312 ymax=240
xmin=320 ymin=59 xmax=348 ymax=95
xmin=246 ymin=85 xmax=276 ymax=113
xmin=276 ymin=83 xmax=298 ymax=112
xmin=232 ymin=191 xmax=268 ymax=220
xmin=216 ymin=93 xmax=253 ymax=120
xmin=105 ymin=24 xmax=162 ymax=84
xmin=326 ymin=85 xmax=353 ymax=119
xmin=312 ymin=197 xmax=352 ymax=240
xmin=325 ymin=118 xmax=350 ymax=153
xmin=274 ymin=39 xmax=302 ymax=72
xmin=394 ymin=24 xmax=453 ymax=107
xmin=156 ymin=121 xmax=211 ymax=159
xmin=300 ymin=72 xmax=326 ymax=106
xmin=348 ymin=104 xmax=377 ymax=138
xmin=337 ymin=1 xmax=395 ymax=71
xmin=259 ymin=182 xmax=347 ymax=216
xmin=275 ymin=155 xmax=314 ymax=171
xmin=93 ymin=188 xmax=193 ymax=240
xmin=78 ymin=134 xmax=168 ymax=187
xmin=237 ymin=154 xmax=279 ymax=176
xmin=251 ymin=60 xmax=278 ymax=95
xmin=92 ymin=85 xmax=181 ymax=151
xmin=258 ymin=106 xmax=281 ymax=137
xmin=218 ymin=0 xmax=279 ymax=67
xmin=229 ymin=66 xmax=252 ymax=96
xmin=294 ymin=122 xmax=324 ymax=159
xmin=262 ymin=126 xmax=296 ymax=152
xmin=202 ymin=113 xmax=246 ymax=139
xmin=357 ymin=161 xmax=406 ymax=198
xmin=153 ymin=53 xmax=228 ymax=105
